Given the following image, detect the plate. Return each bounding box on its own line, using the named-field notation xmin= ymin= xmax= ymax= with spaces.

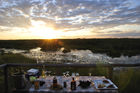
xmin=94 ymin=79 xmax=118 ymax=90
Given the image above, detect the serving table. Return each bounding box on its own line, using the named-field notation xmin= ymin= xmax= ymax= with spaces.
xmin=13 ymin=76 xmax=118 ymax=93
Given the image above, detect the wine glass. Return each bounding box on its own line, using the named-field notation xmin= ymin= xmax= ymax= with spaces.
xmin=66 ymin=71 xmax=70 ymax=77
xmin=76 ymin=73 xmax=79 ymax=76
xmin=63 ymin=72 xmax=66 ymax=77
xmin=88 ymin=73 xmax=92 ymax=82
xmin=48 ymin=71 xmax=51 ymax=76
xmin=72 ymin=72 xmax=76 ymax=77
xmin=88 ymin=73 xmax=92 ymax=76
xmin=75 ymin=73 xmax=79 ymax=81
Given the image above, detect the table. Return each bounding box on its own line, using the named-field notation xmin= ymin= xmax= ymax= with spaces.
xmin=28 ymin=76 xmax=118 ymax=93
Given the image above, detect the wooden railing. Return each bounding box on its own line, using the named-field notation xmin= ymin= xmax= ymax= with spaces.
xmin=0 ymin=63 xmax=140 ymax=93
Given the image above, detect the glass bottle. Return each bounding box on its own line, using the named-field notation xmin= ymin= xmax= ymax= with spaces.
xmin=71 ymin=77 xmax=76 ymax=90
xmin=63 ymin=81 xmax=67 ymax=88
xmin=41 ymin=65 xmax=46 ymax=78
xmin=34 ymin=80 xmax=40 ymax=90
xmin=41 ymin=70 xmax=46 ymax=78
xmin=53 ymin=77 xmax=57 ymax=88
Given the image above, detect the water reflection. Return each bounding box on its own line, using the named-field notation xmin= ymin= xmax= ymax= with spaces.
xmin=1 ymin=47 xmax=140 ymax=64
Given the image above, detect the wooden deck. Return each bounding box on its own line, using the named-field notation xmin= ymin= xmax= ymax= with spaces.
xmin=0 ymin=63 xmax=140 ymax=93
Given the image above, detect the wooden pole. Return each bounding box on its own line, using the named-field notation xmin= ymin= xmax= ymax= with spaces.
xmin=4 ymin=65 xmax=8 ymax=93
xmin=108 ymin=67 xmax=113 ymax=80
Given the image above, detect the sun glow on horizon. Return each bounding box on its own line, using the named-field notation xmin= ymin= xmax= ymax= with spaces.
xmin=29 ymin=20 xmax=62 ymax=39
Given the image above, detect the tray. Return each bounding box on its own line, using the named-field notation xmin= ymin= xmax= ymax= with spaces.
xmin=94 ymin=79 xmax=118 ymax=90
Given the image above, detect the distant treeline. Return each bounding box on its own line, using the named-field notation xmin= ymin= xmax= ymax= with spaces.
xmin=0 ymin=38 xmax=140 ymax=57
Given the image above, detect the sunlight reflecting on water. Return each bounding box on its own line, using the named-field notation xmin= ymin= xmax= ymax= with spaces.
xmin=1 ymin=47 xmax=140 ymax=64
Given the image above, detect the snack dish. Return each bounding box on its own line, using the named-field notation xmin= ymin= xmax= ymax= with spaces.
xmin=103 ymin=79 xmax=109 ymax=83
xmin=94 ymin=79 xmax=118 ymax=90
xmin=78 ymin=80 xmax=91 ymax=88
xmin=98 ymin=83 xmax=105 ymax=88
xmin=107 ymin=84 xmax=114 ymax=88
xmin=50 ymin=84 xmax=63 ymax=90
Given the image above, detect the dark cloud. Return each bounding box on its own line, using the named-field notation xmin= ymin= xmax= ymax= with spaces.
xmin=99 ymin=31 xmax=140 ymax=38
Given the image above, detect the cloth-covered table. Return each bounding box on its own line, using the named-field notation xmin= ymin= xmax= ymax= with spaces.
xmin=28 ymin=76 xmax=118 ymax=93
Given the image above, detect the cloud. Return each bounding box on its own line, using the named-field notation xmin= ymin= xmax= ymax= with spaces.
xmin=0 ymin=0 xmax=140 ymax=38
xmin=99 ymin=31 xmax=140 ymax=38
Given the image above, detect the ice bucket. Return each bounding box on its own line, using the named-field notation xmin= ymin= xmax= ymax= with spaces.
xmin=12 ymin=73 xmax=26 ymax=89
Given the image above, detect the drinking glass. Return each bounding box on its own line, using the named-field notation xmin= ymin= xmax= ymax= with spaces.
xmin=66 ymin=71 xmax=70 ymax=77
xmin=75 ymin=73 xmax=79 ymax=81
xmin=63 ymin=72 xmax=66 ymax=77
xmin=76 ymin=73 xmax=79 ymax=76
xmin=47 ymin=71 xmax=51 ymax=76
xmin=88 ymin=73 xmax=92 ymax=76
xmin=72 ymin=72 xmax=75 ymax=77
xmin=34 ymin=80 xmax=40 ymax=90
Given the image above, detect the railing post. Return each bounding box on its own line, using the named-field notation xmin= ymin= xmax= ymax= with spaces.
xmin=4 ymin=65 xmax=8 ymax=93
xmin=108 ymin=66 xmax=113 ymax=80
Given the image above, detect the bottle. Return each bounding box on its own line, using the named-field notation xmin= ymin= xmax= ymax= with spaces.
xmin=41 ymin=70 xmax=46 ymax=78
xmin=42 ymin=65 xmax=46 ymax=78
xmin=63 ymin=81 xmax=67 ymax=88
xmin=53 ymin=77 xmax=57 ymax=88
xmin=71 ymin=77 xmax=76 ymax=90
xmin=34 ymin=80 xmax=40 ymax=90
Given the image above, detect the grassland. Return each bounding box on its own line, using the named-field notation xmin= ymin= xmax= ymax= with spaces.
xmin=0 ymin=38 xmax=140 ymax=57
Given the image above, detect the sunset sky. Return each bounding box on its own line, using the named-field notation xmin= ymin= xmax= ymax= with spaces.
xmin=0 ymin=0 xmax=140 ymax=39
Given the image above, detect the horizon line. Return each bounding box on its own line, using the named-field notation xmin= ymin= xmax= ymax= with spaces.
xmin=0 ymin=37 xmax=140 ymax=40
